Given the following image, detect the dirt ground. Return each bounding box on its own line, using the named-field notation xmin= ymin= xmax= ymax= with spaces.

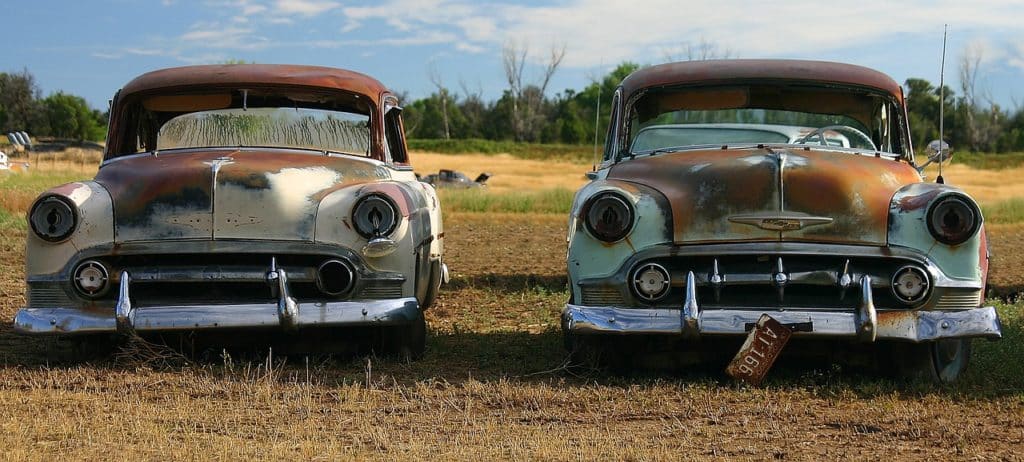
xmin=1 ymin=211 xmax=1023 ymax=460
xmin=1 ymin=150 xmax=1023 ymax=459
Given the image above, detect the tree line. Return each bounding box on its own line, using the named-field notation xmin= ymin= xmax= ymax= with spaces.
xmin=0 ymin=69 xmax=106 ymax=143
xmin=403 ymin=46 xmax=1024 ymax=154
xmin=1 ymin=52 xmax=1023 ymax=153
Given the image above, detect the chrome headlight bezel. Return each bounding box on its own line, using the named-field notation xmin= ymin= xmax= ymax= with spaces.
xmin=351 ymin=193 xmax=400 ymax=239
xmin=28 ymin=195 xmax=78 ymax=243
xmin=926 ymin=194 xmax=981 ymax=246
xmin=583 ymin=192 xmax=635 ymax=243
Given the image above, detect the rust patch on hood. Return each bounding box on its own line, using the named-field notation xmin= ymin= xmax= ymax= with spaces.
xmin=96 ymin=149 xmax=387 ymax=242
xmin=607 ymin=148 xmax=920 ymax=245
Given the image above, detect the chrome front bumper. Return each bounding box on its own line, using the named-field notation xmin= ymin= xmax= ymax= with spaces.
xmin=564 ymin=272 xmax=1002 ymax=342
xmin=14 ymin=267 xmax=421 ymax=335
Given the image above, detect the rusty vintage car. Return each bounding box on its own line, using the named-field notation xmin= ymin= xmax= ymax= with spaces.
xmin=14 ymin=64 xmax=446 ymax=359
xmin=563 ymin=60 xmax=1001 ymax=382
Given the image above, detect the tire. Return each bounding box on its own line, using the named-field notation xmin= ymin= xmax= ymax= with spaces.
xmin=420 ymin=260 xmax=443 ymax=310
xmin=380 ymin=311 xmax=427 ymax=361
xmin=885 ymin=338 xmax=972 ymax=383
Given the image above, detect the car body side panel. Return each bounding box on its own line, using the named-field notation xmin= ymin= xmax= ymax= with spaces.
xmin=25 ymin=181 xmax=114 ymax=276
xmin=566 ymin=178 xmax=672 ymax=302
xmin=889 ymin=182 xmax=986 ymax=282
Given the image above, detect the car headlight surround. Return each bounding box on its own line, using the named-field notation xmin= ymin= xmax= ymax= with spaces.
xmin=352 ymin=193 xmax=400 ymax=239
xmin=29 ymin=195 xmax=78 ymax=242
xmin=73 ymin=260 xmax=110 ymax=298
xmin=890 ymin=265 xmax=930 ymax=305
xmin=926 ymin=194 xmax=980 ymax=245
xmin=583 ymin=192 xmax=635 ymax=243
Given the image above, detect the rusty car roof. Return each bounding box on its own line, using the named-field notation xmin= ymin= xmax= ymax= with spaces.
xmin=620 ymin=59 xmax=904 ymax=102
xmin=119 ymin=64 xmax=390 ymax=100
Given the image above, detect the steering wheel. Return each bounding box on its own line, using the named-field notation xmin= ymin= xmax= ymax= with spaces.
xmin=795 ymin=125 xmax=877 ymax=151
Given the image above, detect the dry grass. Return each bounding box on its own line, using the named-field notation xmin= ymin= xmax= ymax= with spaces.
xmin=1 ymin=151 xmax=1023 ymax=460
xmin=922 ymin=162 xmax=1024 ymax=205
xmin=411 ymin=151 xmax=591 ymax=194
xmin=0 ymin=213 xmax=1022 ymax=460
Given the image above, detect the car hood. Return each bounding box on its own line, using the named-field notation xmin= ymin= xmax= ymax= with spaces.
xmin=95 ymin=149 xmax=387 ymax=242
xmin=606 ymin=147 xmax=921 ymax=246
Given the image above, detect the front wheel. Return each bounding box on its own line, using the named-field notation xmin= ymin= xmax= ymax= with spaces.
xmin=884 ymin=338 xmax=972 ymax=383
xmin=380 ymin=312 xmax=427 ymax=362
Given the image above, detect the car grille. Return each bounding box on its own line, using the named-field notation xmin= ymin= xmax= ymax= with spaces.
xmin=628 ymin=253 xmax=933 ymax=310
xmin=27 ymin=284 xmax=75 ymax=309
xmin=580 ymin=286 xmax=627 ymax=306
xmin=934 ymin=290 xmax=983 ymax=310
xmin=59 ymin=252 xmax=405 ymax=305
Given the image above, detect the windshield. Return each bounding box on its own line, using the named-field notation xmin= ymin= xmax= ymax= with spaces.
xmin=626 ymin=84 xmax=904 ymax=156
xmin=157 ymin=107 xmax=370 ymax=155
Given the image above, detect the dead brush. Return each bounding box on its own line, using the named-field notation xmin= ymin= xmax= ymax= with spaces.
xmin=113 ymin=333 xmax=193 ymax=370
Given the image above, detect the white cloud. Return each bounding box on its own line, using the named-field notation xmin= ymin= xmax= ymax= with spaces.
xmin=274 ymin=0 xmax=340 ymax=16
xmin=180 ymin=24 xmax=269 ymax=50
xmin=333 ymin=0 xmax=1024 ymax=70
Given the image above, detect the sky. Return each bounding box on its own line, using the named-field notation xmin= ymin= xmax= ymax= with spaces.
xmin=3 ymin=0 xmax=1023 ymax=112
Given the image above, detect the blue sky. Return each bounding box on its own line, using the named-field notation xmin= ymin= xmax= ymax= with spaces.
xmin=4 ymin=0 xmax=1023 ymax=111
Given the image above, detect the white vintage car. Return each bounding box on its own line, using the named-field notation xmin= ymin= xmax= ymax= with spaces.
xmin=563 ymin=60 xmax=1000 ymax=382
xmin=14 ymin=65 xmax=446 ymax=359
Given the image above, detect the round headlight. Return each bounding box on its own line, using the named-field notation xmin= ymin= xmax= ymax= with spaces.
xmin=584 ymin=192 xmax=634 ymax=242
xmin=29 ymin=196 xmax=77 ymax=242
xmin=891 ymin=265 xmax=930 ymax=305
xmin=352 ymin=194 xmax=399 ymax=239
xmin=927 ymin=195 xmax=980 ymax=245
xmin=632 ymin=262 xmax=671 ymax=302
xmin=73 ymin=260 xmax=110 ymax=297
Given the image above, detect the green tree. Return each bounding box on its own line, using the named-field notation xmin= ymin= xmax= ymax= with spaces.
xmin=42 ymin=92 xmax=106 ymax=141
xmin=0 ymin=69 xmax=47 ymax=134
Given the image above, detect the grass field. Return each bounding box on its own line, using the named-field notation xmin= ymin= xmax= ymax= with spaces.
xmin=0 ymin=149 xmax=1023 ymax=459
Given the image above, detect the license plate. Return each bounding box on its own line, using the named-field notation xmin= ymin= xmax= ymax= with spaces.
xmin=726 ymin=314 xmax=793 ymax=385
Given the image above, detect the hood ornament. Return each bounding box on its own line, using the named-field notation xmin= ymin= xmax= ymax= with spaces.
xmin=203 ymin=156 xmax=235 ymax=176
xmin=728 ymin=213 xmax=833 ymax=231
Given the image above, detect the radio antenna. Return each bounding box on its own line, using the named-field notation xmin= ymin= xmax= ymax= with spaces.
xmin=937 ymin=24 xmax=948 ymax=184
xmin=592 ymin=84 xmax=601 ymax=172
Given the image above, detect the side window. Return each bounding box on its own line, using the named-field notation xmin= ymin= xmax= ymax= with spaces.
xmin=381 ymin=95 xmax=407 ymax=163
xmin=384 ymin=105 xmax=408 ymax=164
xmin=603 ymin=89 xmax=622 ymax=162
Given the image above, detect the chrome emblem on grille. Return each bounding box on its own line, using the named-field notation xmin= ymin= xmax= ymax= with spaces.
xmin=729 ymin=214 xmax=833 ymax=231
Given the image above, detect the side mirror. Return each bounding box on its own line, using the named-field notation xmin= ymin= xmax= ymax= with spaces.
xmin=925 ymin=139 xmax=952 ymax=164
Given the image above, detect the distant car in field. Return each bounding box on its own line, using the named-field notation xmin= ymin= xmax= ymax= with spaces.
xmin=562 ymin=59 xmax=1000 ymax=382
xmin=14 ymin=64 xmax=447 ymax=359
xmin=419 ymin=169 xmax=491 ymax=188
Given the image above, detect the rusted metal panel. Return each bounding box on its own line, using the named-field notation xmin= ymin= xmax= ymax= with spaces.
xmin=620 ymin=60 xmax=904 ymax=104
xmin=119 ymin=65 xmax=388 ymax=102
xmin=107 ymin=65 xmax=397 ymax=162
xmin=95 ymin=149 xmax=390 ymax=242
xmin=607 ymin=148 xmax=919 ymax=245
xmin=726 ymin=314 xmax=793 ymax=385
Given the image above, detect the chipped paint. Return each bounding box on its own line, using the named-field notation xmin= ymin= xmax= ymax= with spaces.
xmin=607 ymin=148 xmax=920 ymax=245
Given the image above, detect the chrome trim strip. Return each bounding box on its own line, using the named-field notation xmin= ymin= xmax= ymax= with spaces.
xmin=856 ymin=275 xmax=877 ymax=341
xmin=114 ymin=271 xmax=133 ymax=333
xmin=562 ymin=304 xmax=1002 ymax=342
xmin=13 ymin=298 xmax=420 ymax=335
xmin=681 ymin=271 xmax=699 ymax=337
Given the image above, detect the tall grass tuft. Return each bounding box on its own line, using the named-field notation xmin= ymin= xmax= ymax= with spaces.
xmin=409 ymin=139 xmax=594 ymax=163
xmin=438 ymin=187 xmax=575 ymax=214
xmin=983 ymin=197 xmax=1024 ymax=224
